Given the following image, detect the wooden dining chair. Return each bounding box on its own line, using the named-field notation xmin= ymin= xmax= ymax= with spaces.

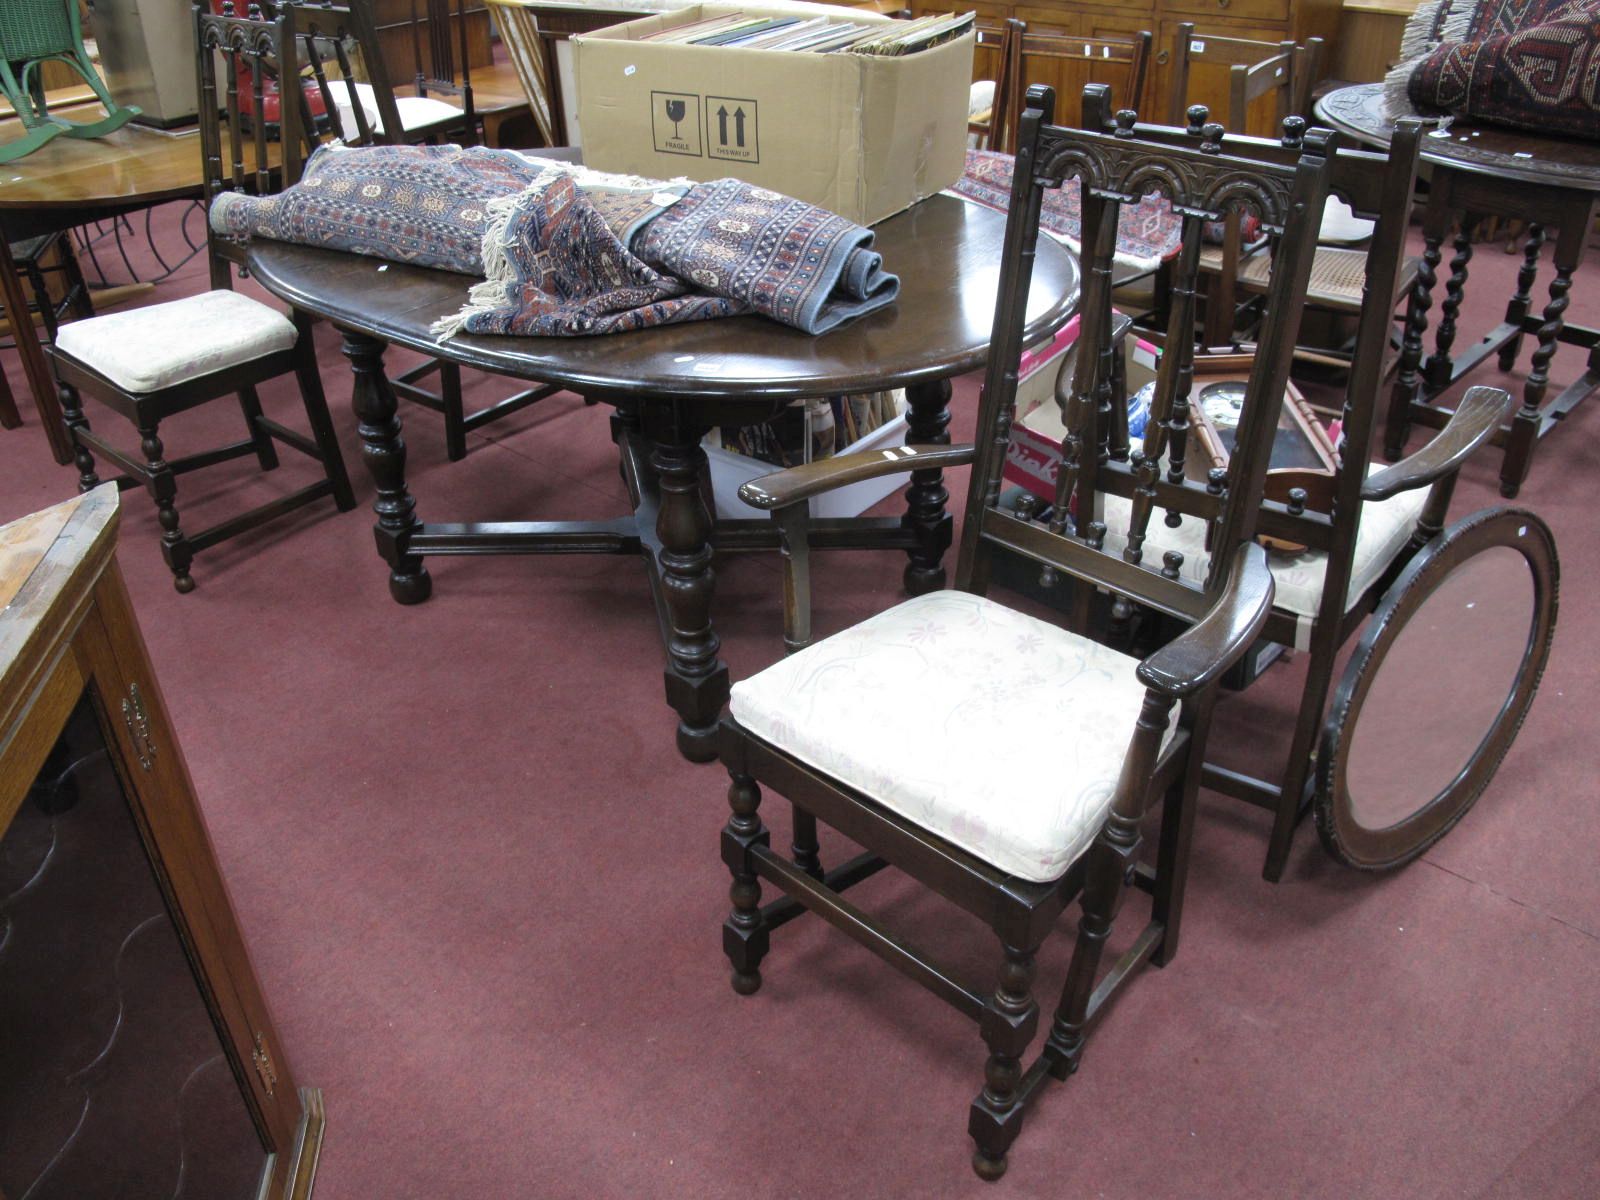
xmin=968 ymin=18 xmax=1020 ymax=152
xmin=45 ymin=2 xmax=354 ymax=593
xmin=1074 ymin=110 xmax=1516 ymax=878
xmin=291 ymin=0 xmax=562 ymax=460
xmin=404 ymin=0 xmax=480 ymax=143
xmin=976 ymin=21 xmax=1156 ymax=154
xmin=718 ymin=84 xmax=1334 ymax=1178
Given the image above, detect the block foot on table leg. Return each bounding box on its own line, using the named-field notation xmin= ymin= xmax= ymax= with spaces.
xmin=342 ymin=331 xmax=431 ymax=604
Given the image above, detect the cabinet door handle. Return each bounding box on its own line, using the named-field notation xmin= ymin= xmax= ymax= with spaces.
xmin=1156 ymin=49 xmax=1170 ymax=65
xmin=1218 ymin=0 xmax=1232 ymax=8
xmin=121 ymin=683 xmax=156 ymax=771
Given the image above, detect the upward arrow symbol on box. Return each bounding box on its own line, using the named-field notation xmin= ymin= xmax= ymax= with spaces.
xmin=717 ymin=105 xmax=747 ymax=148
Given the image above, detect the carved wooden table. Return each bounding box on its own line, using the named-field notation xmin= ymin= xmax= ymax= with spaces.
xmin=245 ymin=195 xmax=1079 ymax=760
xmin=1316 ymin=83 xmax=1600 ymax=497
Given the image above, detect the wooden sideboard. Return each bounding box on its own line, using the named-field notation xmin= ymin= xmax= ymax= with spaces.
xmin=916 ymin=0 xmax=1342 ymax=134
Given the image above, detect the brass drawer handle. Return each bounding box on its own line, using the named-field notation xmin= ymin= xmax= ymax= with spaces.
xmin=1156 ymin=49 xmax=1170 ymax=65
xmin=1218 ymin=0 xmax=1231 ymax=8
xmin=121 ymin=682 xmax=156 ymax=771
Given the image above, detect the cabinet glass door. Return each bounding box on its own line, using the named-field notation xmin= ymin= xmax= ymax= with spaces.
xmin=1 ymin=696 xmax=266 ymax=1198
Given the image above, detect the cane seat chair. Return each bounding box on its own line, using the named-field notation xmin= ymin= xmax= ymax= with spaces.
xmin=45 ymin=2 xmax=355 ymax=594
xmin=717 ymin=84 xmax=1341 ymax=1179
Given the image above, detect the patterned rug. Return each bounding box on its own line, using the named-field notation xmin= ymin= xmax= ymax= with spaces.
xmin=948 ymin=150 xmax=1257 ymax=275
xmin=211 ymin=143 xmax=898 ymax=339
xmin=210 ymin=144 xmax=562 ymax=276
xmin=435 ymin=173 xmax=899 ymax=338
xmin=1387 ymin=0 xmax=1600 ymax=138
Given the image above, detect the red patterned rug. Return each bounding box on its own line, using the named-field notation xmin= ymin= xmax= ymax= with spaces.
xmin=1393 ymin=0 xmax=1600 ymax=138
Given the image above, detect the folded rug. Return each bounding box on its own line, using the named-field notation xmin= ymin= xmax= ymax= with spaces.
xmin=1386 ymin=0 xmax=1600 ymax=139
xmin=211 ymin=142 xmax=898 ymax=339
xmin=208 ymin=143 xmax=666 ymax=275
xmin=431 ymin=173 xmax=741 ymax=337
xmin=435 ymin=173 xmax=899 ymax=339
xmin=634 ymin=178 xmax=899 ymax=334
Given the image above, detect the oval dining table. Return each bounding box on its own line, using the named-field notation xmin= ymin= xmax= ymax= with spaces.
xmin=246 ymin=193 xmax=1080 ymax=759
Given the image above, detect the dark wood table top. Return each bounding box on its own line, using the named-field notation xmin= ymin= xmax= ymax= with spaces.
xmin=245 ymin=194 xmax=1081 ymax=402
xmin=1315 ymin=83 xmax=1600 ymax=193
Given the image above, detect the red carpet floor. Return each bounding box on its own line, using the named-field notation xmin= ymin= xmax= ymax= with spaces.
xmin=3 ymin=206 xmax=1598 ymax=1199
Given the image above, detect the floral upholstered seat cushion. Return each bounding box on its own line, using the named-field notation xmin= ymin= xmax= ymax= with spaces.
xmin=52 ymin=291 xmax=297 ymax=393
xmin=1096 ymin=471 xmax=1427 ymax=622
xmin=729 ymin=591 xmax=1177 ymax=884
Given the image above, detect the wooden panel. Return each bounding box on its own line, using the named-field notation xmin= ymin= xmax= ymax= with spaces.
xmin=1332 ymin=4 xmax=1412 ymax=82
xmin=1165 ymin=0 xmax=1291 ymax=21
xmin=370 ymin=2 xmax=494 ymax=83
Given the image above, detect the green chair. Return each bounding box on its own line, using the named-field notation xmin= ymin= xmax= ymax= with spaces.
xmin=0 ymin=0 xmax=141 ymax=163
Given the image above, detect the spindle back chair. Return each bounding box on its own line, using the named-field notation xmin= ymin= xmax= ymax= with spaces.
xmin=717 ymin=83 xmax=1336 ymax=1179
xmin=405 ymin=0 xmax=478 ymax=142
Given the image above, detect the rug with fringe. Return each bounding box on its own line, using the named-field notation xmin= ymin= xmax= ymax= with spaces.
xmin=1386 ymin=0 xmax=1600 ymax=139
xmin=209 ymin=143 xmax=898 ymax=339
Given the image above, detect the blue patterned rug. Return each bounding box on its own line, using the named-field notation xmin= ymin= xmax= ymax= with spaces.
xmin=210 ymin=144 xmax=898 ymax=339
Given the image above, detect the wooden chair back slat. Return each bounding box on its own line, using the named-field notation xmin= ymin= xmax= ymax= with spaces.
xmin=959 ymin=84 xmax=1336 ymax=614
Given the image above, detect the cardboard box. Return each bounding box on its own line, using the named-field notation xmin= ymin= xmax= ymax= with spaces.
xmin=705 ymin=410 xmax=910 ymax=519
xmin=572 ymin=5 xmax=974 ymax=225
xmin=1004 ymin=322 xmax=1163 ymax=503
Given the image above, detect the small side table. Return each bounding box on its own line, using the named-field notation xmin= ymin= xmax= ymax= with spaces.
xmin=1316 ymin=83 xmax=1600 ymax=497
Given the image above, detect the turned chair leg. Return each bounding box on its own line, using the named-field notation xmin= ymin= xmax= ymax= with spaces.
xmin=139 ymin=421 xmax=195 ymax=593
xmin=720 ymin=769 xmax=770 ymax=995
xmin=791 ymin=807 xmax=823 ymax=880
xmin=57 ymin=381 xmax=101 ymax=492
xmin=292 ymin=320 xmax=357 ymax=510
xmin=237 ymin=385 xmax=280 ymax=471
xmin=968 ymin=941 xmax=1041 ymax=1182
xmin=1150 ymin=772 xmax=1198 ymax=967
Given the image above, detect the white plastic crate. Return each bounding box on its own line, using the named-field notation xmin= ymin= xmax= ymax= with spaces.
xmin=704 ymin=411 xmax=911 ymax=520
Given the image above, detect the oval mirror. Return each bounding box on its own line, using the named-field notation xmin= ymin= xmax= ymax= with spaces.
xmin=1316 ymin=509 xmax=1558 ymax=869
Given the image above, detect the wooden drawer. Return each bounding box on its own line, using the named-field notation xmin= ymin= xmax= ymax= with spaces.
xmin=1162 ymin=0 xmax=1292 ymax=24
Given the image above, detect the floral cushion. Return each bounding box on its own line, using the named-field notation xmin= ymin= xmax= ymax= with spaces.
xmin=730 ymin=590 xmax=1177 ymax=884
xmin=52 ymin=291 xmax=296 ymax=393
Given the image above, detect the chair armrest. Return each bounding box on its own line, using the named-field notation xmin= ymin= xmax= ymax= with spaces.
xmin=1361 ymin=386 xmax=1512 ymax=502
xmin=736 ymin=443 xmax=976 ymax=511
xmin=1136 ymin=543 xmax=1275 ymax=700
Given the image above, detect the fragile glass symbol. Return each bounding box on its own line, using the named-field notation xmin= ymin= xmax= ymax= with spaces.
xmin=665 ymin=98 xmax=687 ymax=139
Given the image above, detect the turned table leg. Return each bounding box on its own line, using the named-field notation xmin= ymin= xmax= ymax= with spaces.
xmin=1423 ymin=214 xmax=1478 ymax=393
xmin=1500 ymin=219 xmax=1585 ymax=499
xmin=649 ymin=404 xmax=729 ymax=762
xmin=1384 ymin=192 xmax=1448 ymax=461
xmin=1498 ymin=222 xmax=1546 ymax=372
xmin=902 ymin=377 xmax=953 ymax=595
xmin=341 ymin=330 xmax=431 ymax=604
